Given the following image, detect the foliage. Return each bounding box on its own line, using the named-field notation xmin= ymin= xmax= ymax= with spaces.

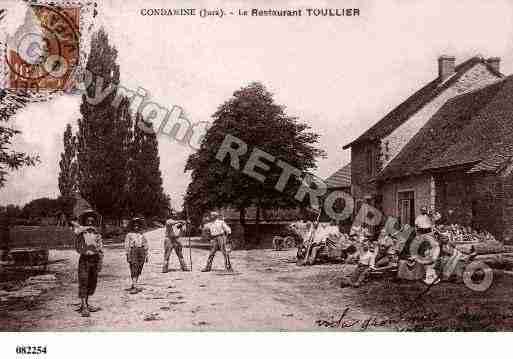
xmin=184 ymin=82 xmax=326 ymax=230
xmin=69 ymin=28 xmax=170 ymax=221
xmin=21 ymin=196 xmax=74 ymax=219
xmin=58 ymin=123 xmax=78 ymax=198
xmin=126 ymin=115 xmax=171 ymax=219
xmin=0 ymin=204 xmax=23 ymax=218
xmin=76 ymin=28 xmax=133 ymax=220
xmin=0 ymin=105 xmax=39 ymax=187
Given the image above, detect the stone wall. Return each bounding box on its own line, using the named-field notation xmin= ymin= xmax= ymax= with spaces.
xmin=380 ymin=174 xmax=432 ymax=219
xmin=500 ymin=168 xmax=513 ymax=243
xmin=350 ymin=141 xmax=380 ymax=201
xmin=434 ymin=171 xmax=505 ymax=240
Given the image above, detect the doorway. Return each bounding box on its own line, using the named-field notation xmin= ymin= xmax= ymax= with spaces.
xmin=398 ymin=190 xmax=415 ymax=226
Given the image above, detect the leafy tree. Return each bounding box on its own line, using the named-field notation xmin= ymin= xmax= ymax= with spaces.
xmin=58 ymin=123 xmax=78 ymax=198
xmin=21 ymin=197 xmax=60 ymax=218
xmin=20 ymin=196 xmax=73 ymax=221
xmin=127 ymin=115 xmax=170 ymax=219
xmin=76 ymin=29 xmax=132 ymax=221
xmin=0 ymin=98 xmax=39 ymax=187
xmin=184 ymin=82 xmax=325 ymax=244
xmin=0 ymin=204 xmax=23 ymax=218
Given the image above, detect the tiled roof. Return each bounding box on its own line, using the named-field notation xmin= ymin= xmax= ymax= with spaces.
xmin=377 ymin=75 xmax=513 ymax=180
xmin=343 ymin=57 xmax=503 ymax=149
xmin=325 ymin=163 xmax=351 ymax=189
xmin=425 ymin=75 xmax=513 ymax=173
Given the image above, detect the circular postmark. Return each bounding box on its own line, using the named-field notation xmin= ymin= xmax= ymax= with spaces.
xmin=5 ymin=5 xmax=80 ymax=90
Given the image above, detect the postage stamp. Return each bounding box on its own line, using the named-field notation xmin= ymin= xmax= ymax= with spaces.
xmin=2 ymin=1 xmax=96 ymax=93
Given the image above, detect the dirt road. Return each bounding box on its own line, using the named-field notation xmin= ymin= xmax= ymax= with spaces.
xmin=0 ymin=228 xmax=382 ymax=331
xmin=4 ymin=227 xmax=513 ymax=331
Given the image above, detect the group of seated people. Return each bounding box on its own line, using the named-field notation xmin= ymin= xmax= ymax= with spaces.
xmin=339 ymin=227 xmax=397 ymax=287
xmin=340 ymin=206 xmax=479 ymax=288
xmin=294 ymin=206 xmax=485 ymax=288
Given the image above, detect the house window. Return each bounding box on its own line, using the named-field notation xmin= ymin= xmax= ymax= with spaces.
xmin=398 ymin=191 xmax=415 ymax=226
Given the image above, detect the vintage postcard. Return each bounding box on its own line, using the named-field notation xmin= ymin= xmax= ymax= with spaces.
xmin=1 ymin=0 xmax=513 ymax=351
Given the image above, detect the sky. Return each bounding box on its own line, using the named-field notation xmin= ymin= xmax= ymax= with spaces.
xmin=2 ymin=0 xmax=513 ymax=209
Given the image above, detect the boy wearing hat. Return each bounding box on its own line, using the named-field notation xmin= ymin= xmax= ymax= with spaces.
xmin=125 ymin=218 xmax=149 ymax=293
xmin=73 ymin=212 xmax=103 ymax=317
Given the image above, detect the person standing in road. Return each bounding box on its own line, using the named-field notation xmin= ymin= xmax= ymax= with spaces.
xmin=201 ymin=211 xmax=233 ymax=272
xmin=125 ymin=218 xmax=149 ymax=294
xmin=162 ymin=219 xmax=189 ymax=272
xmin=73 ymin=212 xmax=103 ymax=317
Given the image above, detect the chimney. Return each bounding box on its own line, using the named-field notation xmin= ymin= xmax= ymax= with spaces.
xmin=438 ymin=55 xmax=456 ymax=81
xmin=486 ymin=57 xmax=501 ymax=73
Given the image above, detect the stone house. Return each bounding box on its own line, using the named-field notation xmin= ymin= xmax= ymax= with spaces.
xmin=380 ymin=74 xmax=513 ymax=241
xmin=385 ymin=76 xmax=513 ymax=242
xmin=343 ymin=56 xmax=503 ymax=226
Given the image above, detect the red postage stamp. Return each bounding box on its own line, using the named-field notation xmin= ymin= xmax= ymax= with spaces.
xmin=5 ymin=4 xmax=81 ymax=91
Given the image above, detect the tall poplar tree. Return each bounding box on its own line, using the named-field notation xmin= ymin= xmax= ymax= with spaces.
xmin=76 ymin=29 xmax=132 ymax=220
xmin=58 ymin=123 xmax=77 ymax=198
xmin=127 ymin=115 xmax=170 ymax=219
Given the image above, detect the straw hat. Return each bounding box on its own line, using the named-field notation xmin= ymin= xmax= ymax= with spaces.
xmin=78 ymin=210 xmax=100 ymax=226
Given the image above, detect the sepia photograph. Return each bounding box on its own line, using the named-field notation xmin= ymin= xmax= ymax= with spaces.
xmin=1 ymin=0 xmax=513 ymax=354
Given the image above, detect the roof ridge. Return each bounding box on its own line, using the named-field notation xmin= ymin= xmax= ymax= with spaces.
xmin=343 ymin=56 xmax=503 ymax=149
xmin=443 ymin=74 xmax=512 ymax=103
xmin=378 ymin=74 xmax=511 ymax=180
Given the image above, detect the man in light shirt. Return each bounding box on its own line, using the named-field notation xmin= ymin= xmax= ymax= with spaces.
xmin=162 ymin=219 xmax=189 ymax=272
xmin=201 ymin=211 xmax=233 ymax=272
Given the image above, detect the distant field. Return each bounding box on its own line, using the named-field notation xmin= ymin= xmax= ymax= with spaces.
xmin=9 ymin=226 xmax=74 ymax=249
xmin=8 ymin=225 xmax=131 ymax=249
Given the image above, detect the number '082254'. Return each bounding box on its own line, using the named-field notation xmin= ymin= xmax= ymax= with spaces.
xmin=15 ymin=346 xmax=47 ymax=355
